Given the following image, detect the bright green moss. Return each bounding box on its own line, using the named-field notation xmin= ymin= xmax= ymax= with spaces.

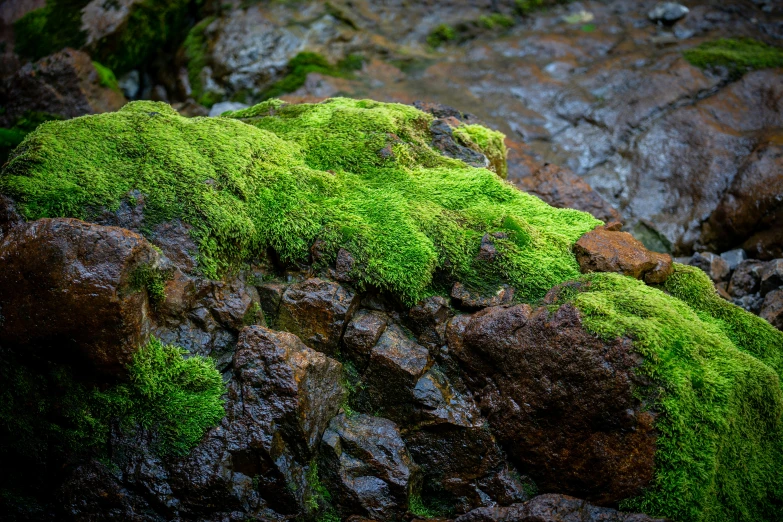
xmin=548 ymin=269 xmax=783 ymax=521
xmin=684 ymin=38 xmax=783 ymax=79
xmin=0 ymin=112 xmax=63 ymax=165
xmin=452 ymin=123 xmax=508 ymax=178
xmin=261 ymin=52 xmax=356 ymax=100
xmin=183 ymin=16 xmax=217 ymax=107
xmin=1 ymin=98 xmax=599 ymax=304
xmin=427 ymin=24 xmax=457 ymax=47
xmin=92 ymin=61 xmax=120 ymax=92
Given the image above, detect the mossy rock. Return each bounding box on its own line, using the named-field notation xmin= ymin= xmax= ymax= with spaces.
xmin=684 ymin=38 xmax=783 ymax=79
xmin=1 ymin=98 xmax=783 ymax=521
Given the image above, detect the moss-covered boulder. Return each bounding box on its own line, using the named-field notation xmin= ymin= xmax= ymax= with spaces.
xmin=1 ymin=98 xmax=782 ymax=522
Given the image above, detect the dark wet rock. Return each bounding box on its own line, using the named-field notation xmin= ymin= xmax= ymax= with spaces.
xmin=456 ymin=493 xmax=668 ymax=522
xmin=452 ymin=303 xmax=657 ymax=505
xmin=342 ymin=309 xmax=388 ymax=366
xmin=408 ymin=296 xmax=453 ymax=352
xmin=0 ymin=48 xmax=125 ymax=127
xmin=0 ymin=194 xmax=21 ymax=238
xmin=333 ymin=247 xmax=356 ymax=282
xmin=761 ymin=289 xmax=783 ymax=331
xmin=728 ymin=260 xmax=765 ymax=298
xmin=516 ymin=163 xmax=621 ymax=223
xmin=256 ymin=281 xmax=287 ymax=327
xmin=0 ymin=218 xmax=160 ymax=376
xmin=150 ymin=220 xmax=198 ymax=273
xmin=451 ymin=282 xmax=515 ymax=310
xmin=277 ymin=277 xmax=360 ymax=355
xmin=761 ymin=259 xmax=783 ymax=297
xmin=720 ymin=249 xmax=747 ymax=271
xmin=574 ymin=226 xmax=673 ymax=284
xmin=320 ymin=413 xmax=416 ymax=520
xmin=648 ymin=3 xmax=689 ymax=24
xmin=689 ymin=252 xmax=731 ymax=283
xmin=430 ymin=118 xmax=490 ymax=170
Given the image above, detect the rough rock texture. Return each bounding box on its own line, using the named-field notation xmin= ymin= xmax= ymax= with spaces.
xmin=451 ymin=303 xmax=657 ymax=505
xmin=762 ymin=259 xmax=783 ymax=297
xmin=761 ymin=289 xmax=783 ymax=331
xmin=689 ymin=252 xmax=731 ymax=283
xmin=456 ymin=493 xmax=668 ymax=522
xmin=320 ymin=414 xmax=416 ymax=520
xmin=728 ymin=259 xmax=765 ymax=298
xmin=574 ymin=226 xmax=673 ymax=284
xmin=0 ymin=48 xmax=125 ymax=127
xmin=0 ymin=218 xmax=159 ymax=375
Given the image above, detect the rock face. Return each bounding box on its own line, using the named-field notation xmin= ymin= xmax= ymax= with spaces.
xmin=0 ymin=218 xmax=159 ymax=375
xmin=574 ymin=226 xmax=673 ymax=284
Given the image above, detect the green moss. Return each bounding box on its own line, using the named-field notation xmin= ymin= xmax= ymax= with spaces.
xmin=409 ymin=494 xmax=442 ymax=518
xmin=478 ymin=13 xmax=515 ymax=30
xmin=261 ymin=52 xmax=355 ymax=100
xmin=452 ymin=123 xmax=508 ymax=178
xmin=1 ymin=98 xmax=599 ymax=305
xmin=684 ymin=38 xmax=783 ymax=79
xmin=0 ymin=112 xmax=63 ymax=165
xmin=427 ymin=24 xmax=457 ymax=47
xmin=183 ymin=16 xmax=217 ymax=107
xmin=129 ymin=263 xmax=172 ymax=306
xmin=13 ymin=0 xmax=89 ymax=61
xmin=546 ymin=268 xmax=783 ymax=522
xmin=92 ymin=61 xmax=120 ymax=92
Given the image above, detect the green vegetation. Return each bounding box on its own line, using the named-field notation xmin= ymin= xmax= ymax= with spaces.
xmin=515 ymin=0 xmax=572 ymax=15
xmin=13 ymin=0 xmax=88 ymax=62
xmin=545 ymin=266 xmax=783 ymax=522
xmin=478 ymin=13 xmax=515 ymax=30
xmin=452 ymin=123 xmax=508 ymax=178
xmin=92 ymin=61 xmax=120 ymax=92
xmin=1 ymin=98 xmax=598 ymax=305
xmin=183 ymin=17 xmax=218 ymax=107
xmin=684 ymin=38 xmax=783 ymax=79
xmin=129 ymin=263 xmax=172 ymax=306
xmin=0 ymin=112 xmax=63 ymax=165
xmin=427 ymin=24 xmax=457 ymax=47
xmin=261 ymin=52 xmax=360 ymax=100
xmin=409 ymin=493 xmax=441 ymax=518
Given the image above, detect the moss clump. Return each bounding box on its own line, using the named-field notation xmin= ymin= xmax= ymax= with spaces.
xmin=478 ymin=13 xmax=515 ymax=30
xmin=92 ymin=61 xmax=120 ymax=92
xmin=13 ymin=0 xmax=89 ymax=62
xmin=1 ymin=98 xmax=599 ymax=304
xmin=129 ymin=263 xmax=172 ymax=306
xmin=452 ymin=123 xmax=508 ymax=178
xmin=261 ymin=52 xmax=356 ymax=100
xmin=547 ymin=268 xmax=783 ymax=522
xmin=183 ymin=16 xmax=217 ymax=107
xmin=427 ymin=24 xmax=458 ymax=47
xmin=0 ymin=112 xmax=63 ymax=165
xmin=684 ymin=38 xmax=783 ymax=79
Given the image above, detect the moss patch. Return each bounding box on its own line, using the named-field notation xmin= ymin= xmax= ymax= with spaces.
xmin=0 ymin=112 xmax=63 ymax=165
xmin=1 ymin=98 xmax=599 ymax=305
xmin=183 ymin=16 xmax=217 ymax=107
xmin=260 ymin=52 xmax=358 ymax=100
xmin=684 ymin=38 xmax=783 ymax=79
xmin=92 ymin=61 xmax=120 ymax=92
xmin=547 ymin=267 xmax=783 ymax=522
xmin=452 ymin=123 xmax=508 ymax=178
xmin=13 ymin=0 xmax=89 ymax=62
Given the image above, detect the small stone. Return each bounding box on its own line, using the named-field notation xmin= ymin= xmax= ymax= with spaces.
xmin=761 ymin=259 xmax=783 ymax=297
xmin=333 ymin=248 xmax=355 ymax=282
xmin=451 ymin=282 xmax=514 ymax=310
xmin=689 ymin=252 xmax=731 ymax=283
xmin=733 ymin=293 xmax=764 ymax=314
xmin=342 ymin=309 xmax=388 ymax=364
xmin=760 ymin=289 xmax=783 ymax=331
xmin=720 ymin=249 xmax=747 ymax=271
xmin=715 ymin=282 xmax=731 ymax=301
xmin=648 ymin=2 xmax=689 ymax=24
xmin=728 ymin=260 xmax=765 ymax=298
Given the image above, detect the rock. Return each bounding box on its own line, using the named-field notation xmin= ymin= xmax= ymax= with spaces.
xmin=761 ymin=259 xmax=783 ymax=297
xmin=0 ymin=194 xmax=21 ymax=238
xmin=648 ymin=3 xmax=689 ymax=24
xmin=456 ymin=493 xmax=667 ymax=521
xmin=118 ymin=69 xmax=141 ymax=99
xmin=208 ymin=101 xmax=249 ymax=117
xmin=720 ymin=249 xmax=747 ymax=271
xmin=515 ymin=163 xmax=621 ymax=223
xmin=256 ymin=281 xmax=287 ymax=327
xmin=453 ymin=303 xmax=657 ymax=505
xmin=573 ymin=226 xmax=673 ymax=284
xmin=728 ymin=260 xmax=765 ymax=298
xmin=333 ymin=247 xmax=356 ymax=282
xmin=277 ymin=278 xmax=360 ymax=356
xmin=0 ymin=48 xmax=125 ymax=127
xmin=732 ymin=293 xmax=764 ymax=315
xmin=0 ymin=218 xmax=160 ymax=376
xmin=408 ymin=295 xmax=453 ymax=351
xmin=429 ymin=118 xmax=490 ymax=170
xmin=761 ymin=289 xmax=783 ymax=331
xmin=689 ymin=252 xmax=731 ymax=283
xmin=342 ymin=309 xmax=388 ymax=366
xmin=451 ymin=282 xmax=515 ymax=310
xmin=320 ymin=413 xmax=416 ymax=520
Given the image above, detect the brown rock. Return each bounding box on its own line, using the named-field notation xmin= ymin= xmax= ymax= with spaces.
xmin=728 ymin=259 xmax=765 ymax=298
xmin=342 ymin=309 xmax=388 ymax=366
xmin=516 ymin=163 xmax=622 ymax=223
xmin=408 ymin=295 xmax=453 ymax=351
xmin=761 ymin=259 xmax=783 ymax=297
xmin=761 ymin=289 xmax=783 ymax=331
xmin=455 ymin=493 xmax=668 ymax=522
xmin=454 ymin=303 xmax=657 ymax=505
xmin=573 ymin=226 xmax=673 ymax=284
xmin=277 ymin=277 xmax=360 ymax=355
xmin=0 ymin=218 xmax=161 ymax=376
xmin=689 ymin=252 xmax=730 ymax=283
xmin=256 ymin=281 xmax=286 ymax=327
xmin=0 ymin=48 xmax=126 ymax=127
xmin=451 ymin=282 xmax=514 ymax=310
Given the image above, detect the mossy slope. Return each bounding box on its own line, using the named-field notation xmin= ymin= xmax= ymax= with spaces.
xmin=1 ymin=98 xmax=599 ymax=304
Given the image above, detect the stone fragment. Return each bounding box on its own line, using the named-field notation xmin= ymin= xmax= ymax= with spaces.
xmin=733 ymin=293 xmax=764 ymax=315
xmin=451 ymin=282 xmax=514 ymax=310
xmin=277 ymin=278 xmax=360 ymax=355
xmin=720 ymin=249 xmax=747 ymax=271
xmin=320 ymin=414 xmax=416 ymax=521
xmin=0 ymin=195 xmax=21 ymax=239
xmin=648 ymin=2 xmax=689 ymax=24
xmin=0 ymin=218 xmax=160 ymax=376
xmin=408 ymin=296 xmax=453 ymax=351
xmin=761 ymin=289 xmax=783 ymax=331
xmin=573 ymin=226 xmax=672 ymax=284
xmin=456 ymin=493 xmax=667 ymax=521
xmin=333 ymin=248 xmax=356 ymax=282
xmin=342 ymin=309 xmax=388 ymax=366
xmin=728 ymin=260 xmax=765 ymax=298
xmin=689 ymin=252 xmax=731 ymax=283
xmin=256 ymin=281 xmax=286 ymax=326
xmin=455 ymin=303 xmax=657 ymax=505
xmin=761 ymin=259 xmax=783 ymax=297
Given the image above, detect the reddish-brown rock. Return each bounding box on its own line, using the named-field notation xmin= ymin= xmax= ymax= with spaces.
xmin=574 ymin=226 xmax=673 ymax=284
xmin=0 ymin=218 xmax=161 ymax=376
xmin=761 ymin=289 xmax=783 ymax=331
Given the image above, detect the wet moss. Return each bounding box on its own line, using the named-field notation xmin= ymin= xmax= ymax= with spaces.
xmin=684 ymin=38 xmax=783 ymax=79
xmin=452 ymin=123 xmax=508 ymax=178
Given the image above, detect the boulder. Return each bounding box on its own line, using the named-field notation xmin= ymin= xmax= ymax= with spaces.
xmin=277 ymin=277 xmax=360 ymax=356
xmin=342 ymin=309 xmax=389 ymax=367
xmin=0 ymin=218 xmax=160 ymax=376
xmin=689 ymin=252 xmax=731 ymax=283
xmin=456 ymin=493 xmax=667 ymax=521
xmin=451 ymin=282 xmax=515 ymax=310
xmin=573 ymin=226 xmax=672 ymax=284
xmin=451 ymin=302 xmax=657 ymax=505
xmin=761 ymin=289 xmax=783 ymax=331
xmin=320 ymin=414 xmax=416 ymax=520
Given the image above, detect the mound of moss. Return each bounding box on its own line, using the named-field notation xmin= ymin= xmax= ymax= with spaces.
xmin=0 ymin=98 xmax=598 ymax=304
xmin=684 ymin=38 xmax=783 ymax=79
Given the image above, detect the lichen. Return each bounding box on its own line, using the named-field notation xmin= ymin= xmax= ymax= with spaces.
xmin=1 ymin=98 xmax=600 ymax=305
xmin=683 ymin=38 xmax=783 ymax=79
xmin=452 ymin=123 xmax=508 ymax=178
xmin=547 ymin=268 xmax=783 ymax=522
